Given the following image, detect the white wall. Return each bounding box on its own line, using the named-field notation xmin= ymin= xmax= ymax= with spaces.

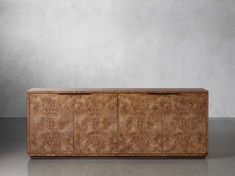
xmin=0 ymin=0 xmax=235 ymax=117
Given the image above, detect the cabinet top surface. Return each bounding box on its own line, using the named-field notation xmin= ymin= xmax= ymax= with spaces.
xmin=27 ymin=88 xmax=208 ymax=94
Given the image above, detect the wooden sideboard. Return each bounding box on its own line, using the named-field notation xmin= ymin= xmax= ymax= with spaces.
xmin=27 ymin=88 xmax=208 ymax=157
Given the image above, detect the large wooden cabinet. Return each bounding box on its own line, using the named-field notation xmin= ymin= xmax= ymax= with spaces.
xmin=27 ymin=88 xmax=208 ymax=157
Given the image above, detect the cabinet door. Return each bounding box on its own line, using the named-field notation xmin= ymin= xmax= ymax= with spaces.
xmin=74 ymin=94 xmax=118 ymax=155
xmin=29 ymin=94 xmax=73 ymax=155
xmin=118 ymin=94 xmax=162 ymax=154
xmin=162 ymin=94 xmax=208 ymax=154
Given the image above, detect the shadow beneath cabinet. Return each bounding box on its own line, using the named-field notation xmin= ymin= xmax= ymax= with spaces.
xmin=28 ymin=158 xmax=208 ymax=176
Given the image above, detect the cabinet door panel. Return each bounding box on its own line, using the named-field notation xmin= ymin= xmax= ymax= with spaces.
xmin=162 ymin=94 xmax=208 ymax=154
xmin=74 ymin=94 xmax=118 ymax=154
xmin=118 ymin=94 xmax=162 ymax=153
xmin=29 ymin=94 xmax=73 ymax=155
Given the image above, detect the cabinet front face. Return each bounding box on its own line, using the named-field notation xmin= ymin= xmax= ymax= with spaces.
xmin=74 ymin=94 xmax=118 ymax=154
xmin=162 ymin=94 xmax=208 ymax=154
xmin=118 ymin=94 xmax=162 ymax=154
xmin=29 ymin=94 xmax=73 ymax=155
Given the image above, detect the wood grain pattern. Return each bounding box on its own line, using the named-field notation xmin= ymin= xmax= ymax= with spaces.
xmin=74 ymin=94 xmax=118 ymax=154
xmin=118 ymin=94 xmax=162 ymax=153
xmin=27 ymin=88 xmax=208 ymax=157
xmin=29 ymin=94 xmax=73 ymax=155
xmin=162 ymin=94 xmax=208 ymax=154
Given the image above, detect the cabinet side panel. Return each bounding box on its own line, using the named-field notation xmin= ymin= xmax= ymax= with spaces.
xmin=29 ymin=94 xmax=73 ymax=155
xmin=27 ymin=92 xmax=30 ymax=155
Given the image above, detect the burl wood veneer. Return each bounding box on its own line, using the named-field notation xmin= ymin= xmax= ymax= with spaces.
xmin=27 ymin=88 xmax=208 ymax=157
xmin=74 ymin=94 xmax=118 ymax=154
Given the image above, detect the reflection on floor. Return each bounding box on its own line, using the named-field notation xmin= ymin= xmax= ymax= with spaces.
xmin=0 ymin=118 xmax=235 ymax=176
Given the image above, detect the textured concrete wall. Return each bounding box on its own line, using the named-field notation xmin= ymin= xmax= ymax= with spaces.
xmin=0 ymin=0 xmax=235 ymax=117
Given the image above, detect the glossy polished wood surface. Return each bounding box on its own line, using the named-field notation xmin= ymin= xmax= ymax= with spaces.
xmin=28 ymin=88 xmax=208 ymax=157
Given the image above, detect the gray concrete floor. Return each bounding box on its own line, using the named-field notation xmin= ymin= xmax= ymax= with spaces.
xmin=0 ymin=118 xmax=235 ymax=176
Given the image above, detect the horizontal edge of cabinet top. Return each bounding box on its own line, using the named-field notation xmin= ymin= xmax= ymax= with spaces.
xmin=27 ymin=88 xmax=208 ymax=94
